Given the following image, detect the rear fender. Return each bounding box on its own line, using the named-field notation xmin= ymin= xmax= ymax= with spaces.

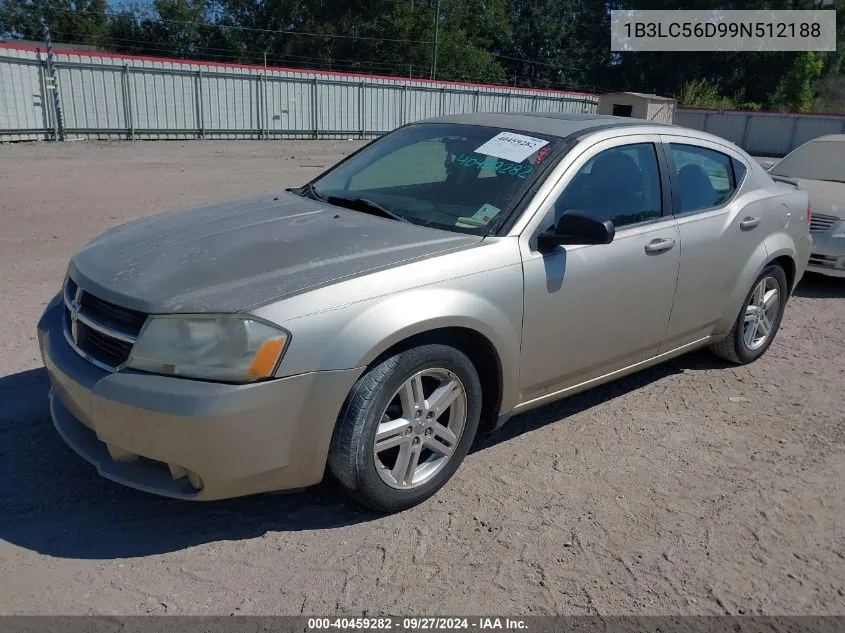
xmin=765 ymin=232 xmax=801 ymax=292
xmin=714 ymin=239 xmax=771 ymax=334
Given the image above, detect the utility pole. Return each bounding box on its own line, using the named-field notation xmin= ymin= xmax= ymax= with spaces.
xmin=430 ymin=0 xmax=440 ymax=80
xmin=41 ymin=14 xmax=65 ymax=141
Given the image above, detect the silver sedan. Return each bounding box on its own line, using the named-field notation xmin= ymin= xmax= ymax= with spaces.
xmin=38 ymin=113 xmax=812 ymax=511
xmin=767 ymin=134 xmax=845 ymax=278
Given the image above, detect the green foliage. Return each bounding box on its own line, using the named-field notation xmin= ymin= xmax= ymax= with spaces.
xmin=1 ymin=0 xmax=109 ymax=45
xmin=813 ymin=75 xmax=845 ymax=113
xmin=772 ymin=52 xmax=824 ymax=112
xmin=678 ymin=78 xmax=736 ymax=109
xmin=1 ymin=0 xmax=842 ymax=112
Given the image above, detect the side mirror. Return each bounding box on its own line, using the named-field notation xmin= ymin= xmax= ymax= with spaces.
xmin=537 ymin=210 xmax=615 ymax=251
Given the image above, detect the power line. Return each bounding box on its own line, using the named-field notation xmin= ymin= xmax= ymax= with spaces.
xmin=491 ymin=52 xmax=586 ymax=73
xmin=6 ymin=0 xmax=600 ymax=91
xmin=8 ymin=0 xmax=436 ymax=44
xmin=94 ymin=34 xmax=420 ymax=70
xmin=45 ymin=32 xmax=423 ymax=75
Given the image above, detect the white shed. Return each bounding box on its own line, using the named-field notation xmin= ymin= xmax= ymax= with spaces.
xmin=597 ymin=92 xmax=677 ymax=124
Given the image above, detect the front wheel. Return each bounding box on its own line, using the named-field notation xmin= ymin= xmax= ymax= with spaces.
xmin=710 ymin=264 xmax=788 ymax=364
xmin=327 ymin=343 xmax=482 ymax=512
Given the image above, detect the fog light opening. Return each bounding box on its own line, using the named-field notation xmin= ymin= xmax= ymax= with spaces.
xmin=107 ymin=445 xmax=139 ymax=463
xmin=187 ymin=470 xmax=204 ymax=491
xmin=168 ymin=464 xmax=188 ymax=480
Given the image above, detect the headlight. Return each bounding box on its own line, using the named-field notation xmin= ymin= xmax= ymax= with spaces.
xmin=126 ymin=315 xmax=289 ymax=382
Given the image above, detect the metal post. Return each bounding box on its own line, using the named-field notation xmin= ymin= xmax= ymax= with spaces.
xmin=312 ymin=77 xmax=319 ymax=139
xmin=474 ymin=90 xmax=480 ymax=112
xmin=431 ymin=0 xmax=440 ymax=80
xmin=359 ymin=81 xmax=365 ymax=139
xmin=41 ymin=16 xmax=65 ymax=141
xmin=740 ymin=113 xmax=751 ymax=150
xmin=35 ymin=54 xmax=54 ymax=140
xmin=402 ymin=84 xmax=409 ymax=125
xmin=506 ymin=92 xmax=511 ymax=112
xmin=195 ymin=69 xmax=204 ymax=139
xmin=703 ymin=111 xmax=711 ymax=133
xmin=257 ymin=74 xmax=264 ymax=140
xmin=786 ymin=115 xmax=800 ymax=153
xmin=122 ymin=64 xmax=134 ymax=140
xmin=262 ymin=74 xmax=269 ymax=140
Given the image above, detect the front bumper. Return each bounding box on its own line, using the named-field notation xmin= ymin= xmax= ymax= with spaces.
xmin=37 ymin=297 xmax=364 ymax=500
xmin=807 ymin=232 xmax=845 ymax=278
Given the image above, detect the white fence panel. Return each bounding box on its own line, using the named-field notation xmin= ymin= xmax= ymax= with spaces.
xmin=264 ymin=77 xmax=313 ymax=135
xmin=792 ymin=115 xmax=845 ymax=148
xmin=745 ymin=114 xmax=797 ymax=156
xmin=363 ymin=85 xmax=403 ymax=133
xmin=0 ymin=49 xmax=47 ymax=140
xmin=676 ymin=108 xmax=845 ymax=155
xmin=1 ymin=44 xmax=599 ymax=141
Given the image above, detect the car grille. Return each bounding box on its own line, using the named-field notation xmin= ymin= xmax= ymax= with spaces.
xmin=809 ymin=213 xmax=839 ymax=234
xmin=63 ymin=278 xmax=148 ymax=371
xmin=808 ymin=253 xmax=845 ymax=271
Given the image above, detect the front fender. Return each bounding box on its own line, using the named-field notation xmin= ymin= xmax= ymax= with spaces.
xmin=268 ymin=265 xmax=525 ymax=412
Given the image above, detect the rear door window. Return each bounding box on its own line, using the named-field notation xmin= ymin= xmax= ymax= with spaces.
xmin=670 ymin=144 xmax=736 ymax=213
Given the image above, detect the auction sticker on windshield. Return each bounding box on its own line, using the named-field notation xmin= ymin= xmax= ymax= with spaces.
xmin=455 ymin=202 xmax=501 ymax=228
xmin=475 ymin=132 xmax=549 ymax=163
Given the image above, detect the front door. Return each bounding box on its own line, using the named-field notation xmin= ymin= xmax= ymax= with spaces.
xmin=517 ymin=136 xmax=681 ymax=406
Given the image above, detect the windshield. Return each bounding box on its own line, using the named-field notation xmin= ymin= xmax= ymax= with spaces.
xmin=306 ymin=123 xmax=562 ymax=234
xmin=770 ymin=139 xmax=845 ymax=183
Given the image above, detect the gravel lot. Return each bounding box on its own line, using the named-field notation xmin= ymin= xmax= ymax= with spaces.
xmin=0 ymin=140 xmax=843 ymax=616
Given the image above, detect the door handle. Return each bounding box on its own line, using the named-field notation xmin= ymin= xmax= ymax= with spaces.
xmin=739 ymin=216 xmax=761 ymax=230
xmin=644 ymin=237 xmax=676 ymax=254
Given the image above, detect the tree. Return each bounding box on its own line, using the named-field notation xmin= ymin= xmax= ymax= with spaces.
xmin=1 ymin=0 xmax=841 ymax=106
xmin=772 ymin=52 xmax=824 ymax=112
xmin=1 ymin=0 xmax=109 ymax=46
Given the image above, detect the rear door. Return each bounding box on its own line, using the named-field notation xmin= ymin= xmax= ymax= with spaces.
xmin=659 ymin=135 xmax=764 ymax=349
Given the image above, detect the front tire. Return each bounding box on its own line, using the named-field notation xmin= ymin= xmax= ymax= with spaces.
xmin=327 ymin=343 xmax=482 ymax=512
xmin=710 ymin=264 xmax=788 ymax=364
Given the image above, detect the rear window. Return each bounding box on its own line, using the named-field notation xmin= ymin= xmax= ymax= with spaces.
xmin=770 ymin=140 xmax=845 ymax=183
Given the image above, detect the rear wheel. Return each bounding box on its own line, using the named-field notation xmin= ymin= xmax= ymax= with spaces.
xmin=710 ymin=264 xmax=788 ymax=364
xmin=327 ymin=344 xmax=482 ymax=512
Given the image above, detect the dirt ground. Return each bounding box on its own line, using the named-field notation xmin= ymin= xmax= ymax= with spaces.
xmin=0 ymin=140 xmax=843 ymax=616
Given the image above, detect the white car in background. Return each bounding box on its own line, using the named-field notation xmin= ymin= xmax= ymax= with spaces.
xmin=766 ymin=135 xmax=845 ymax=278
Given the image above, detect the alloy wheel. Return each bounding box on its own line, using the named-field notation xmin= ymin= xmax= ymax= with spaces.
xmin=743 ymin=276 xmax=780 ymax=351
xmin=372 ymin=368 xmax=468 ymax=490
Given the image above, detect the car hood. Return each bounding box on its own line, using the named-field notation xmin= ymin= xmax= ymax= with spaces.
xmin=68 ymin=192 xmax=482 ymax=314
xmin=794 ymin=179 xmax=845 ymax=219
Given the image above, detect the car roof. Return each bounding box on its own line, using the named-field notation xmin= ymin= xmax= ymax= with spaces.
xmin=420 ymin=112 xmax=677 ymax=139
xmin=807 ymin=134 xmax=845 ymax=143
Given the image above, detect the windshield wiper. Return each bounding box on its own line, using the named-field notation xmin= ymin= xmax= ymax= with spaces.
xmin=286 ymin=182 xmax=325 ymax=201
xmin=325 ymin=195 xmax=410 ymax=223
